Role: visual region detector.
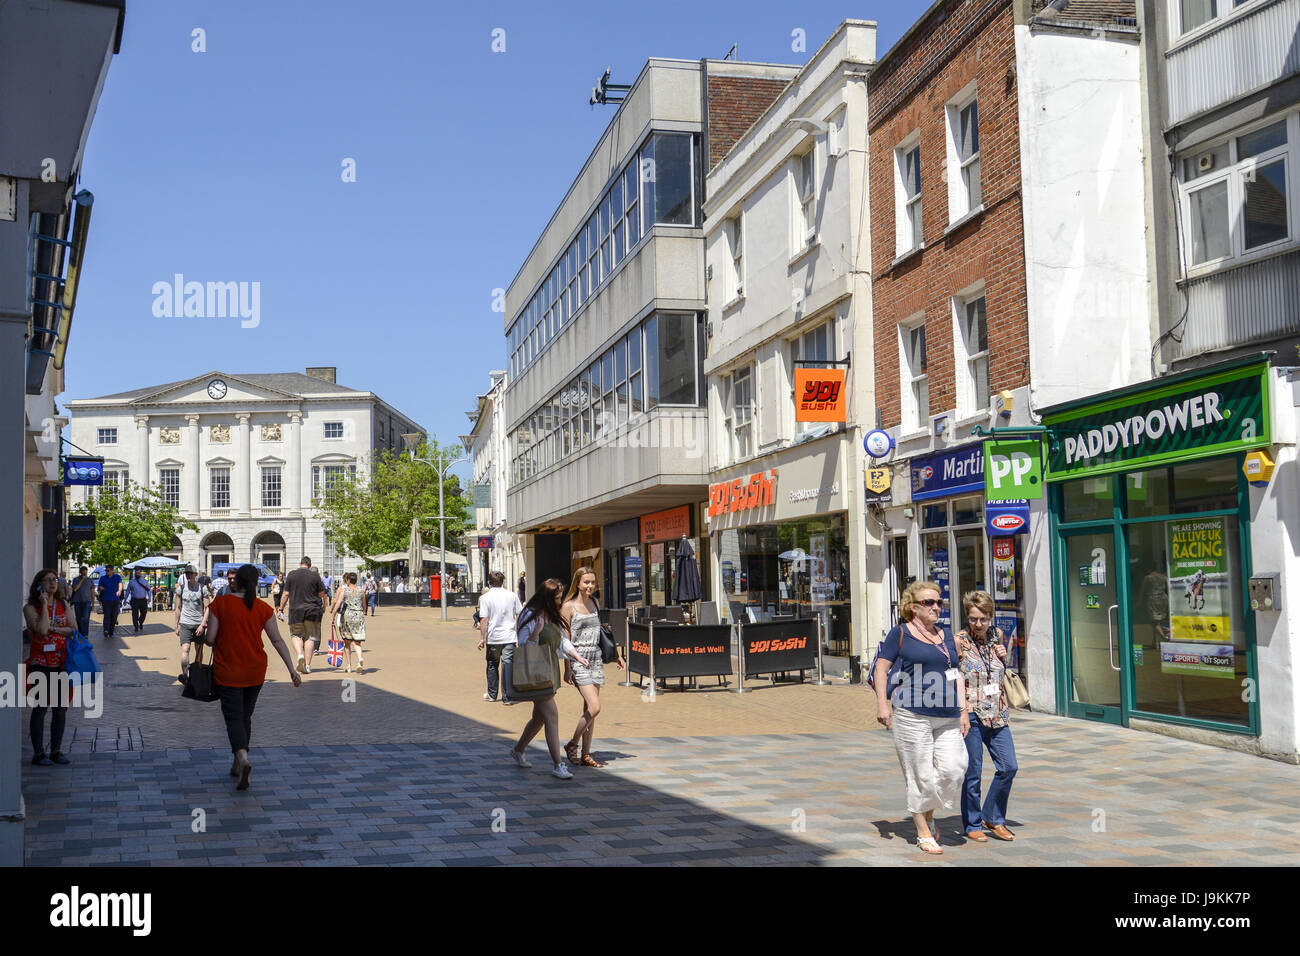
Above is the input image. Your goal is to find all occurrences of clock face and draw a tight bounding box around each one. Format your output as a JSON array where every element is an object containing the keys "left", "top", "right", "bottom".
[{"left": 208, "top": 379, "right": 228, "bottom": 400}]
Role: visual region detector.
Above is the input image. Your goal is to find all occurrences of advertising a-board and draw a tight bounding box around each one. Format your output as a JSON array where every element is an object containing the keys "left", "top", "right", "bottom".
[{"left": 742, "top": 619, "right": 818, "bottom": 675}]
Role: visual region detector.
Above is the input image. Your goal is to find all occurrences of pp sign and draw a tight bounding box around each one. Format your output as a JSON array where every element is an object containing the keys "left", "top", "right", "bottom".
[{"left": 984, "top": 439, "right": 1043, "bottom": 500}]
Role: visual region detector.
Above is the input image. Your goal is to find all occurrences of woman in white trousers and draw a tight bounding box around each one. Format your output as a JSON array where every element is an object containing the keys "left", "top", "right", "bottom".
[{"left": 874, "top": 579, "right": 970, "bottom": 855}]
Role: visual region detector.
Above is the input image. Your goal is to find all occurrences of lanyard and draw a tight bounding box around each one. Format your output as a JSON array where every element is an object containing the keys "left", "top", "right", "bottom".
[{"left": 907, "top": 622, "right": 951, "bottom": 668}]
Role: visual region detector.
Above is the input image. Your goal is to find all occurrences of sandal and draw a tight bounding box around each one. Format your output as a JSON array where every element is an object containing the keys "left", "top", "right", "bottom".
[
  {"left": 564, "top": 742, "right": 580, "bottom": 765},
  {"left": 917, "top": 836, "right": 943, "bottom": 855},
  {"left": 581, "top": 754, "right": 605, "bottom": 768}
]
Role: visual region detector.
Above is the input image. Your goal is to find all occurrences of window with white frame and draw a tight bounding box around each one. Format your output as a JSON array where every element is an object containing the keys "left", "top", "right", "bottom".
[
  {"left": 1175, "top": 0, "right": 1261, "bottom": 36},
  {"left": 793, "top": 320, "right": 837, "bottom": 436},
  {"left": 261, "top": 466, "right": 282, "bottom": 508},
  {"left": 312, "top": 463, "right": 354, "bottom": 504},
  {"left": 726, "top": 212, "right": 744, "bottom": 301},
  {"left": 98, "top": 468, "right": 129, "bottom": 501},
  {"left": 97, "top": 427, "right": 117, "bottom": 445},
  {"left": 323, "top": 421, "right": 344, "bottom": 439},
  {"left": 796, "top": 150, "right": 816, "bottom": 249},
  {"left": 1179, "top": 113, "right": 1294, "bottom": 271},
  {"left": 947, "top": 90, "right": 981, "bottom": 220},
  {"left": 159, "top": 468, "right": 179, "bottom": 508},
  {"left": 895, "top": 135, "right": 923, "bottom": 255},
  {"left": 726, "top": 365, "right": 754, "bottom": 462},
  {"left": 210, "top": 466, "right": 231, "bottom": 509},
  {"left": 954, "top": 292, "right": 990, "bottom": 417},
  {"left": 900, "top": 320, "right": 929, "bottom": 432}
]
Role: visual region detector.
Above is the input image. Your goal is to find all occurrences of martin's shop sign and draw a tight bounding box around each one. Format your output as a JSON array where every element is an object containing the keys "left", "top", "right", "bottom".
[
  {"left": 910, "top": 444, "right": 985, "bottom": 501},
  {"left": 1043, "top": 361, "right": 1271, "bottom": 480}
]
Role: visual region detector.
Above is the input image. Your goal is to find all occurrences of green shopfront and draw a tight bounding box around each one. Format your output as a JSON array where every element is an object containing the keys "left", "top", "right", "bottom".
[{"left": 1042, "top": 358, "right": 1272, "bottom": 738}]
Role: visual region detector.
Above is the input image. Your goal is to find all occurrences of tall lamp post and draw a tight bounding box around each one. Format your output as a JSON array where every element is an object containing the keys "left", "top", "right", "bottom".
[{"left": 402, "top": 433, "right": 468, "bottom": 621}]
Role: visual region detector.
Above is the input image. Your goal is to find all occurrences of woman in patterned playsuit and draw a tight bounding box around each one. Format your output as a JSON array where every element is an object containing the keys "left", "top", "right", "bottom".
[{"left": 560, "top": 566, "right": 623, "bottom": 768}]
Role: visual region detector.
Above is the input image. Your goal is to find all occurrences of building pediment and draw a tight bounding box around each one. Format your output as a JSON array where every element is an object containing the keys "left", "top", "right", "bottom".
[{"left": 136, "top": 372, "right": 302, "bottom": 407}]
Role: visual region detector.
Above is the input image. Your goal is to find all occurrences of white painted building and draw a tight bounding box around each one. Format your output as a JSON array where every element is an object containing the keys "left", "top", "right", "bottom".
[
  {"left": 461, "top": 370, "right": 521, "bottom": 591},
  {"left": 702, "top": 20, "right": 879, "bottom": 658},
  {"left": 65, "top": 367, "right": 425, "bottom": 576}
]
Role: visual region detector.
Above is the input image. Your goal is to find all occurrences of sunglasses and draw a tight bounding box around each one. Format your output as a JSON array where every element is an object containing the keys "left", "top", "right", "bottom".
[{"left": 918, "top": 598, "right": 942, "bottom": 607}]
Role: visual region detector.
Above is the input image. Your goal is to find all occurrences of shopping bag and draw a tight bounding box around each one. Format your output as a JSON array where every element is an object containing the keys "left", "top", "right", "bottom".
[
  {"left": 64, "top": 632, "right": 100, "bottom": 686},
  {"left": 512, "top": 642, "right": 555, "bottom": 692},
  {"left": 181, "top": 643, "right": 220, "bottom": 702}
]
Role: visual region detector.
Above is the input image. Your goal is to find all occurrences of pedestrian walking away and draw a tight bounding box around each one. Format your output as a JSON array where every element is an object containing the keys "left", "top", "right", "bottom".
[
  {"left": 517, "top": 572, "right": 526, "bottom": 604},
  {"left": 508, "top": 578, "right": 589, "bottom": 780},
  {"left": 203, "top": 564, "right": 301, "bottom": 790},
  {"left": 174, "top": 564, "right": 212, "bottom": 683},
  {"left": 364, "top": 571, "right": 378, "bottom": 616},
  {"left": 478, "top": 570, "right": 521, "bottom": 703},
  {"left": 69, "top": 565, "right": 94, "bottom": 638},
  {"left": 270, "top": 572, "right": 284, "bottom": 618},
  {"left": 281, "top": 556, "right": 326, "bottom": 675},
  {"left": 22, "top": 570, "right": 75, "bottom": 766},
  {"left": 211, "top": 570, "right": 230, "bottom": 598},
  {"left": 560, "top": 566, "right": 624, "bottom": 768},
  {"left": 329, "top": 572, "right": 367, "bottom": 674},
  {"left": 97, "top": 564, "right": 123, "bottom": 638},
  {"left": 874, "top": 579, "right": 970, "bottom": 855},
  {"left": 126, "top": 569, "right": 152, "bottom": 633},
  {"left": 956, "top": 590, "right": 1018, "bottom": 844}
]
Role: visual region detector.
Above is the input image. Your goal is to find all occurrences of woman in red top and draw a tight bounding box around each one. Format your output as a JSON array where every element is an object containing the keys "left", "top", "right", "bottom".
[
  {"left": 203, "top": 564, "right": 300, "bottom": 789},
  {"left": 22, "top": 569, "right": 75, "bottom": 765}
]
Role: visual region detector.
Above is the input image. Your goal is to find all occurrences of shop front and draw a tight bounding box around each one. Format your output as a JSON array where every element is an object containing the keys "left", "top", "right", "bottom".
[
  {"left": 897, "top": 443, "right": 1032, "bottom": 676},
  {"left": 708, "top": 435, "right": 857, "bottom": 656},
  {"left": 1042, "top": 358, "right": 1276, "bottom": 738}
]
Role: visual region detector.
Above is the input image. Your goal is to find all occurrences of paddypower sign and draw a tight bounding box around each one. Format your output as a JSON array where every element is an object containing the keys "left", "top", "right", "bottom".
[
  {"left": 1043, "top": 362, "right": 1271, "bottom": 481},
  {"left": 984, "top": 439, "right": 1043, "bottom": 500}
]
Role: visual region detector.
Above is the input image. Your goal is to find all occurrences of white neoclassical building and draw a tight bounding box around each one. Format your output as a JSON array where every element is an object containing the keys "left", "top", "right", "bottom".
[{"left": 64, "top": 367, "right": 425, "bottom": 575}]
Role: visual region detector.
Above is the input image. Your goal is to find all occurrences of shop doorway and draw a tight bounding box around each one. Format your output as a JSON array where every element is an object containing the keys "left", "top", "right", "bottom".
[{"left": 1059, "top": 529, "right": 1125, "bottom": 725}]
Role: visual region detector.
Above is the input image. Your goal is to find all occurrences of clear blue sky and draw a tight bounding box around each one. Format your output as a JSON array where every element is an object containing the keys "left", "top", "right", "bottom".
[{"left": 70, "top": 0, "right": 928, "bottom": 483}]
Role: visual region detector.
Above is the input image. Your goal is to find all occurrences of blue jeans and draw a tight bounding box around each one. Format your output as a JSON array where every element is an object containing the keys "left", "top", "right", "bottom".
[
  {"left": 961, "top": 719, "right": 1018, "bottom": 830},
  {"left": 72, "top": 601, "right": 92, "bottom": 637},
  {"left": 367, "top": 593, "right": 377, "bottom": 615}
]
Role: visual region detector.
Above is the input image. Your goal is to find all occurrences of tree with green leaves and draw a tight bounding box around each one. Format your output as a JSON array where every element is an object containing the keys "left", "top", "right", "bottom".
[
  {"left": 315, "top": 438, "right": 471, "bottom": 564},
  {"left": 60, "top": 481, "right": 198, "bottom": 568}
]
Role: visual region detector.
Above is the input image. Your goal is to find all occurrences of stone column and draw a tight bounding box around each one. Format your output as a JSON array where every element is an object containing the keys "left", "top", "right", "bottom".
[
  {"left": 236, "top": 413, "right": 251, "bottom": 516},
  {"left": 286, "top": 411, "right": 302, "bottom": 513},
  {"left": 135, "top": 415, "right": 149, "bottom": 487},
  {"left": 185, "top": 414, "right": 201, "bottom": 516}
]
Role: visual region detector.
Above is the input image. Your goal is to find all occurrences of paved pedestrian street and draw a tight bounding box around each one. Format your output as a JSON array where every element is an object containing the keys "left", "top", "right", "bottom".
[{"left": 21, "top": 604, "right": 1300, "bottom": 866}]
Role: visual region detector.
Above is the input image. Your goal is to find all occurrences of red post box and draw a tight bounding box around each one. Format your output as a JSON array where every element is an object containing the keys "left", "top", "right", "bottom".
[{"left": 429, "top": 574, "right": 442, "bottom": 602}]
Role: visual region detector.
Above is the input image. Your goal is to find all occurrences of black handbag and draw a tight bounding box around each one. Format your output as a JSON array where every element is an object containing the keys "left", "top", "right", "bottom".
[
  {"left": 599, "top": 624, "right": 619, "bottom": 664},
  {"left": 181, "top": 642, "right": 220, "bottom": 702}
]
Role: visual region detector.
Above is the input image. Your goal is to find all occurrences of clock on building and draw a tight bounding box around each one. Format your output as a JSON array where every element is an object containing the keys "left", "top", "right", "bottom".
[{"left": 207, "top": 379, "right": 228, "bottom": 400}]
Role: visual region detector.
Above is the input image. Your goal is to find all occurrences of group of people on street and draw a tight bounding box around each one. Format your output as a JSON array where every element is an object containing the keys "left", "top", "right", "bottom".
[
  {"left": 874, "top": 581, "right": 1019, "bottom": 854},
  {"left": 478, "top": 568, "right": 624, "bottom": 780}
]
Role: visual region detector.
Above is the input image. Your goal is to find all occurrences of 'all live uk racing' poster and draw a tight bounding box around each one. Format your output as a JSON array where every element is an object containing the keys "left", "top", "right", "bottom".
[{"left": 1163, "top": 517, "right": 1234, "bottom": 679}]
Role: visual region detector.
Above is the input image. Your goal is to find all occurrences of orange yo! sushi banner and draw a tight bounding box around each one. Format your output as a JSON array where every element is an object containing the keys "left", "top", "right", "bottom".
[{"left": 794, "top": 368, "right": 846, "bottom": 422}]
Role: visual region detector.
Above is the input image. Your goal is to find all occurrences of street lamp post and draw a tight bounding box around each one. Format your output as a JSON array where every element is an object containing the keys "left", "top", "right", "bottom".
[{"left": 402, "top": 434, "right": 468, "bottom": 621}]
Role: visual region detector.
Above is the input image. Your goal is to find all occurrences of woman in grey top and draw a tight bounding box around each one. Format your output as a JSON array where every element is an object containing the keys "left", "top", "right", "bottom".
[{"left": 560, "top": 566, "right": 623, "bottom": 767}]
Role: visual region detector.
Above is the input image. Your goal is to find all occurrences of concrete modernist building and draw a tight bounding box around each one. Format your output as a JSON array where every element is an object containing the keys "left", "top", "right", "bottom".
[
  {"left": 502, "top": 57, "right": 798, "bottom": 604},
  {"left": 867, "top": 0, "right": 1151, "bottom": 700},
  {"left": 1027, "top": 0, "right": 1300, "bottom": 760},
  {"left": 702, "top": 21, "right": 878, "bottom": 659},
  {"left": 65, "top": 368, "right": 425, "bottom": 576},
  {"left": 461, "top": 370, "right": 518, "bottom": 592},
  {"left": 0, "top": 0, "right": 125, "bottom": 866}
]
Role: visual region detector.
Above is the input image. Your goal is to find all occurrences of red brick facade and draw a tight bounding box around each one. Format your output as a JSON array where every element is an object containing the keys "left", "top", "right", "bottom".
[
  {"left": 868, "top": 1, "right": 1029, "bottom": 431},
  {"left": 707, "top": 75, "right": 791, "bottom": 172}
]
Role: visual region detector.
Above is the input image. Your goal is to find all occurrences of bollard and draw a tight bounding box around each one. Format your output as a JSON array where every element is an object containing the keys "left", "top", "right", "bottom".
[
  {"left": 812, "top": 614, "right": 830, "bottom": 685},
  {"left": 731, "top": 620, "right": 751, "bottom": 694},
  {"left": 643, "top": 619, "right": 658, "bottom": 701},
  {"left": 618, "top": 619, "right": 634, "bottom": 687}
]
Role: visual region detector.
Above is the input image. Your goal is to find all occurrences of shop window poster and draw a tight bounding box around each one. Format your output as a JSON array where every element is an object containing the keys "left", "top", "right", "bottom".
[
  {"left": 927, "top": 547, "right": 951, "bottom": 628},
  {"left": 992, "top": 537, "right": 1016, "bottom": 602},
  {"left": 810, "top": 534, "right": 829, "bottom": 606},
  {"left": 994, "top": 611, "right": 1020, "bottom": 670},
  {"left": 1162, "top": 517, "right": 1234, "bottom": 679}
]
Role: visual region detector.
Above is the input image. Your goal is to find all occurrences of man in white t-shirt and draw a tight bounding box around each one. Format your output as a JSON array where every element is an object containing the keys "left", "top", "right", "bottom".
[{"left": 478, "top": 570, "right": 522, "bottom": 703}]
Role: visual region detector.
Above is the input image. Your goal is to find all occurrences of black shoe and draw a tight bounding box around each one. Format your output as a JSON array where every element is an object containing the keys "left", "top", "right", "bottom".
[
  {"left": 32, "top": 753, "right": 51, "bottom": 766},
  {"left": 51, "top": 752, "right": 70, "bottom": 765}
]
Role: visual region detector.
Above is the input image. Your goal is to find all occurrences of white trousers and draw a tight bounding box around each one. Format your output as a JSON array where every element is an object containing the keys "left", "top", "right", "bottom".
[{"left": 891, "top": 706, "right": 969, "bottom": 815}]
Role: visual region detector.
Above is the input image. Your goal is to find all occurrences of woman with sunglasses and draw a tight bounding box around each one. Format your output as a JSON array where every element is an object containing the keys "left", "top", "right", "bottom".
[
  {"left": 874, "top": 579, "right": 969, "bottom": 855},
  {"left": 956, "top": 590, "right": 1018, "bottom": 843}
]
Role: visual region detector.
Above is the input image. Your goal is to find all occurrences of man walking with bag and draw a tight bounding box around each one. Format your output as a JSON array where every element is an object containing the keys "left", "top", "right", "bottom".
[
  {"left": 280, "top": 556, "right": 327, "bottom": 675},
  {"left": 478, "top": 571, "right": 521, "bottom": 703},
  {"left": 126, "top": 569, "right": 153, "bottom": 633}
]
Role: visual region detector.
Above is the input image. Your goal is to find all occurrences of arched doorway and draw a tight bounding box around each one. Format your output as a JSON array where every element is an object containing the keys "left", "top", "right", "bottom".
[
  {"left": 252, "top": 530, "right": 286, "bottom": 573},
  {"left": 165, "top": 535, "right": 184, "bottom": 563},
  {"left": 200, "top": 531, "right": 234, "bottom": 575}
]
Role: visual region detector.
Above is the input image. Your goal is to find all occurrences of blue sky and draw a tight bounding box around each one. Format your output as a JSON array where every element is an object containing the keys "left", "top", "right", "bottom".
[{"left": 70, "top": 0, "right": 929, "bottom": 482}]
